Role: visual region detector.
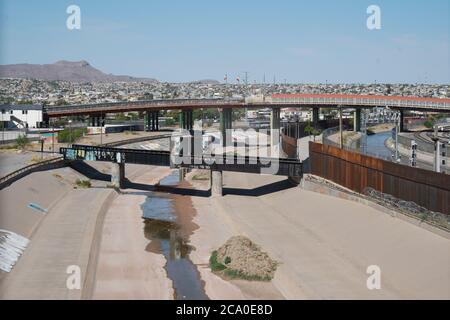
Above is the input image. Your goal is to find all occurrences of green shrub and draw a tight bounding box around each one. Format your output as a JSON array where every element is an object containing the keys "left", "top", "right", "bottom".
[
  {"left": 58, "top": 128, "right": 87, "bottom": 143},
  {"left": 424, "top": 120, "right": 434, "bottom": 129},
  {"left": 15, "top": 134, "right": 29, "bottom": 149},
  {"left": 75, "top": 179, "right": 91, "bottom": 188},
  {"left": 209, "top": 251, "right": 226, "bottom": 271}
]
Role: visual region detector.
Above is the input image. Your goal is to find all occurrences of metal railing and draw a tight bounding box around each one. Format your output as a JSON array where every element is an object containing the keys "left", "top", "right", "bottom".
[
  {"left": 271, "top": 96, "right": 450, "bottom": 110},
  {"left": 0, "top": 156, "right": 65, "bottom": 189},
  {"left": 45, "top": 98, "right": 244, "bottom": 114}
]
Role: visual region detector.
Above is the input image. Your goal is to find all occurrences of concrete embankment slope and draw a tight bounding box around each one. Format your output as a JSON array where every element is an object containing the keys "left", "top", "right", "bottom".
[
  {"left": 0, "top": 163, "right": 145, "bottom": 299},
  {"left": 0, "top": 168, "right": 116, "bottom": 299},
  {"left": 189, "top": 171, "right": 450, "bottom": 299}
]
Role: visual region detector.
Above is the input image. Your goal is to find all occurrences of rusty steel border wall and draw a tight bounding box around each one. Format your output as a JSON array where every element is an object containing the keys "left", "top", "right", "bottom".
[{"left": 309, "top": 142, "right": 450, "bottom": 215}]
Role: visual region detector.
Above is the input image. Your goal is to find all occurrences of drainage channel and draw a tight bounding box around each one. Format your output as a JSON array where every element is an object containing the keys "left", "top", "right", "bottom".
[{"left": 141, "top": 170, "right": 208, "bottom": 300}]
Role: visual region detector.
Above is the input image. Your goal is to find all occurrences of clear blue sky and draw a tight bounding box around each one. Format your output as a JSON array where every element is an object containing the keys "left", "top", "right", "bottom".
[{"left": 0, "top": 0, "right": 448, "bottom": 83}]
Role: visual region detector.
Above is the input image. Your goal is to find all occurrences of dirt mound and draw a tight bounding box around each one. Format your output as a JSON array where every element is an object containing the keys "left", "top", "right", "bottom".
[{"left": 211, "top": 236, "right": 278, "bottom": 281}]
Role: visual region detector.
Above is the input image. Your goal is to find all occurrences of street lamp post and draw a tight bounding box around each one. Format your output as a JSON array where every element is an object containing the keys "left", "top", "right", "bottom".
[
  {"left": 52, "top": 119, "right": 55, "bottom": 154},
  {"left": 100, "top": 112, "right": 103, "bottom": 146},
  {"left": 68, "top": 119, "right": 73, "bottom": 147},
  {"left": 339, "top": 106, "right": 343, "bottom": 149},
  {"left": 1, "top": 112, "right": 4, "bottom": 143},
  {"left": 432, "top": 125, "right": 442, "bottom": 173}
]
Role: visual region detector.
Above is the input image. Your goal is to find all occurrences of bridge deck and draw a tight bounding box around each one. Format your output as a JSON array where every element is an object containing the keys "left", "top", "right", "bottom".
[
  {"left": 44, "top": 95, "right": 450, "bottom": 117},
  {"left": 60, "top": 144, "right": 302, "bottom": 177}
]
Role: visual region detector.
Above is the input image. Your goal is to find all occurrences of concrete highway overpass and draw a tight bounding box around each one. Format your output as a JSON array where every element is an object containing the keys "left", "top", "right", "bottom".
[{"left": 43, "top": 94, "right": 450, "bottom": 118}]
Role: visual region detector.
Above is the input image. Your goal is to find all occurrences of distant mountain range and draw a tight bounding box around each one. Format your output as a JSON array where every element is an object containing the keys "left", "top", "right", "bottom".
[{"left": 0, "top": 60, "right": 159, "bottom": 83}]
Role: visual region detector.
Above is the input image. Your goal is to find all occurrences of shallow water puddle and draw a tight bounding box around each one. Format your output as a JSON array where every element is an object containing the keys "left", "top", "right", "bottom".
[{"left": 141, "top": 170, "right": 208, "bottom": 300}]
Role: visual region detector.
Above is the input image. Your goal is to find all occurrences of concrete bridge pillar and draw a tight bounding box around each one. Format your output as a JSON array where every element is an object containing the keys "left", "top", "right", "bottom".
[
  {"left": 111, "top": 162, "right": 125, "bottom": 188},
  {"left": 354, "top": 109, "right": 361, "bottom": 132},
  {"left": 179, "top": 167, "right": 188, "bottom": 181},
  {"left": 399, "top": 110, "right": 405, "bottom": 132},
  {"left": 220, "top": 108, "right": 233, "bottom": 147},
  {"left": 42, "top": 113, "right": 50, "bottom": 128},
  {"left": 210, "top": 169, "right": 223, "bottom": 197},
  {"left": 312, "top": 107, "right": 320, "bottom": 127},
  {"left": 89, "top": 115, "right": 96, "bottom": 127},
  {"left": 270, "top": 107, "right": 281, "bottom": 148},
  {"left": 146, "top": 111, "right": 160, "bottom": 131},
  {"left": 180, "top": 109, "right": 193, "bottom": 130}
]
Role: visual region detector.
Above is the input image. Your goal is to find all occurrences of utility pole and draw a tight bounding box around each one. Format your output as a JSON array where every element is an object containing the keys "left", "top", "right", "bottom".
[
  {"left": 410, "top": 140, "right": 417, "bottom": 167},
  {"left": 339, "top": 106, "right": 343, "bottom": 149},
  {"left": 432, "top": 125, "right": 448, "bottom": 173},
  {"left": 394, "top": 112, "right": 400, "bottom": 161},
  {"left": 100, "top": 111, "right": 103, "bottom": 146},
  {"left": 52, "top": 118, "right": 55, "bottom": 154},
  {"left": 1, "top": 112, "right": 4, "bottom": 143},
  {"left": 242, "top": 71, "right": 249, "bottom": 85},
  {"left": 263, "top": 73, "right": 265, "bottom": 84},
  {"left": 68, "top": 118, "right": 73, "bottom": 147}
]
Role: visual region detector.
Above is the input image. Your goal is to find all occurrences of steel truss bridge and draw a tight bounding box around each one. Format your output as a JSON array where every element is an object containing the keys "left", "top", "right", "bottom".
[{"left": 60, "top": 144, "right": 303, "bottom": 177}]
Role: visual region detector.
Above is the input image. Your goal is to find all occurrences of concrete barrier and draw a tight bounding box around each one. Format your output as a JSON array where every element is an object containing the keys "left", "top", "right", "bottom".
[{"left": 0, "top": 157, "right": 67, "bottom": 190}]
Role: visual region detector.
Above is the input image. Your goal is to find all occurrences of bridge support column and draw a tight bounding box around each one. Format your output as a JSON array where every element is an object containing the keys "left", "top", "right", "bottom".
[
  {"left": 111, "top": 162, "right": 125, "bottom": 188},
  {"left": 353, "top": 109, "right": 361, "bottom": 132},
  {"left": 312, "top": 107, "right": 319, "bottom": 127},
  {"left": 270, "top": 107, "right": 281, "bottom": 148},
  {"left": 89, "top": 116, "right": 96, "bottom": 127},
  {"left": 210, "top": 169, "right": 223, "bottom": 197},
  {"left": 146, "top": 111, "right": 160, "bottom": 131},
  {"left": 179, "top": 167, "right": 188, "bottom": 181},
  {"left": 220, "top": 108, "right": 233, "bottom": 147},
  {"left": 399, "top": 110, "right": 405, "bottom": 132},
  {"left": 42, "top": 113, "right": 50, "bottom": 128},
  {"left": 180, "top": 109, "right": 193, "bottom": 130},
  {"left": 155, "top": 111, "right": 159, "bottom": 131}
]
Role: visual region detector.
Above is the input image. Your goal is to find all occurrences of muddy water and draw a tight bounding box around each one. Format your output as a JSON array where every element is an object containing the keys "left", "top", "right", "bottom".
[{"left": 141, "top": 171, "right": 208, "bottom": 300}]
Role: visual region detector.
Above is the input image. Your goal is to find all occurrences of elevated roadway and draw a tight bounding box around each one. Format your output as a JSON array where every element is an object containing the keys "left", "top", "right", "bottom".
[{"left": 44, "top": 94, "right": 450, "bottom": 118}]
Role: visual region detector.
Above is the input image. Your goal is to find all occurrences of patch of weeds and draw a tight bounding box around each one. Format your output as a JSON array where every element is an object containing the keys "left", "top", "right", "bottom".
[
  {"left": 223, "top": 269, "right": 271, "bottom": 281},
  {"left": 209, "top": 250, "right": 226, "bottom": 271},
  {"left": 192, "top": 173, "right": 210, "bottom": 181},
  {"left": 209, "top": 251, "right": 272, "bottom": 281},
  {"left": 75, "top": 179, "right": 91, "bottom": 188}
]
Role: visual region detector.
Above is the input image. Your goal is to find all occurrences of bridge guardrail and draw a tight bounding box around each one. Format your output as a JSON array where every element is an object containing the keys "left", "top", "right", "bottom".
[{"left": 0, "top": 156, "right": 66, "bottom": 190}]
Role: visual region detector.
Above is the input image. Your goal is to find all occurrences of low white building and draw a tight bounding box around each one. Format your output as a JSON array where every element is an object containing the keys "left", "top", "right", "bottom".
[{"left": 0, "top": 104, "right": 44, "bottom": 129}]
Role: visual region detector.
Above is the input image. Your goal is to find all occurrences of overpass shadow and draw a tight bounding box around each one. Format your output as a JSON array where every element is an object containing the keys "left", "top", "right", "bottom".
[
  {"left": 124, "top": 181, "right": 210, "bottom": 197},
  {"left": 223, "top": 179, "right": 297, "bottom": 197},
  {"left": 68, "top": 161, "right": 297, "bottom": 198},
  {"left": 69, "top": 160, "right": 111, "bottom": 181}
]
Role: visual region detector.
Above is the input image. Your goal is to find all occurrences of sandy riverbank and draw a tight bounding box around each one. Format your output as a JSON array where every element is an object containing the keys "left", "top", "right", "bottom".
[{"left": 185, "top": 170, "right": 450, "bottom": 299}]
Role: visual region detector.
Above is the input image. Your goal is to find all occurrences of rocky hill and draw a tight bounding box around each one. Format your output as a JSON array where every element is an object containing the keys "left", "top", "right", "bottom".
[{"left": 0, "top": 60, "right": 158, "bottom": 83}]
